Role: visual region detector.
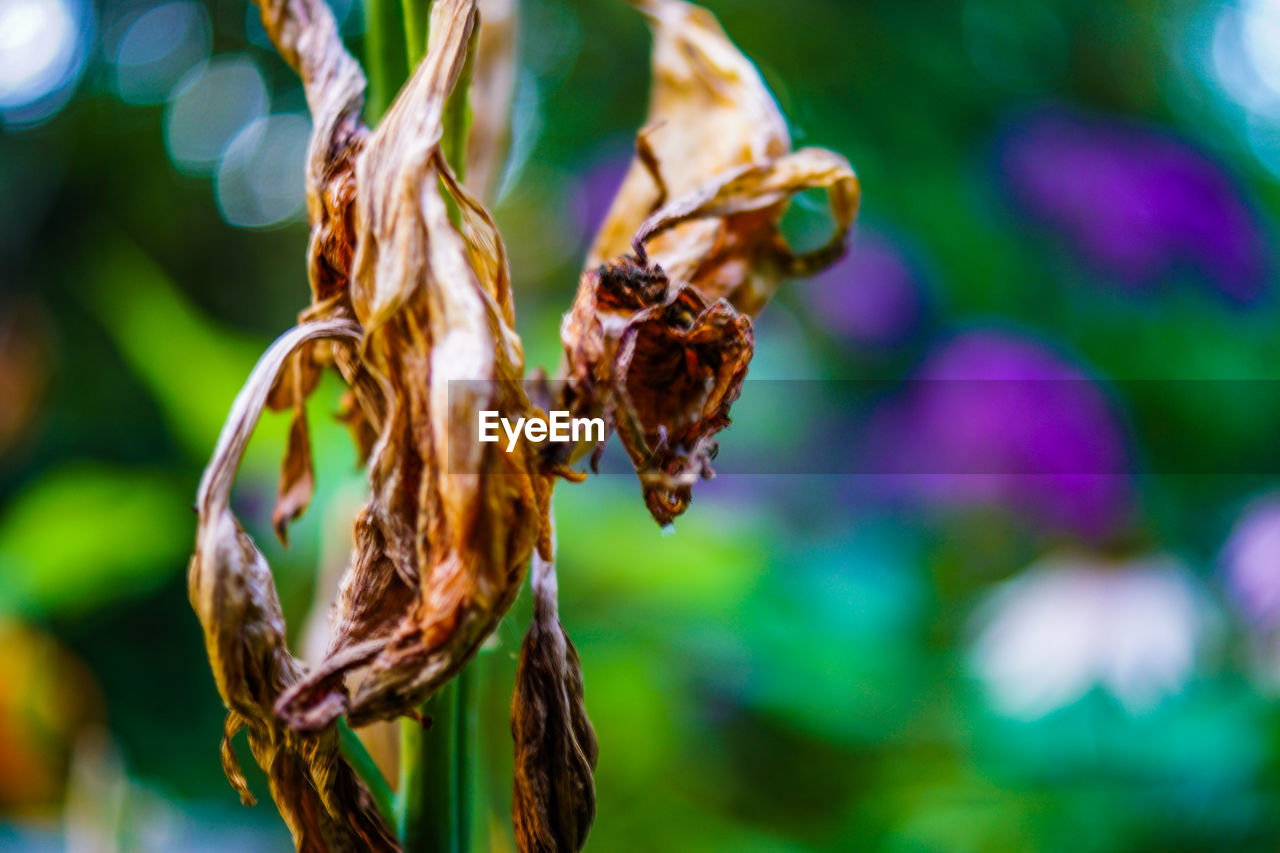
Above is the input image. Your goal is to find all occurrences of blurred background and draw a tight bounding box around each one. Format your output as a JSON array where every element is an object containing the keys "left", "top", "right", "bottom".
[{"left": 4, "top": 0, "right": 1280, "bottom": 849}]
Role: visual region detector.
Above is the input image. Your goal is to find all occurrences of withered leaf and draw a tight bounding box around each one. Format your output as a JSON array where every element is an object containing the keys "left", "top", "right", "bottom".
[
  {"left": 189, "top": 0, "right": 858, "bottom": 848},
  {"left": 595, "top": 0, "right": 860, "bottom": 317},
  {"left": 253, "top": 0, "right": 367, "bottom": 305},
  {"left": 512, "top": 536, "right": 598, "bottom": 853},
  {"left": 253, "top": 0, "right": 370, "bottom": 543},
  {"left": 272, "top": 403, "right": 315, "bottom": 546},
  {"left": 588, "top": 0, "right": 790, "bottom": 271},
  {"left": 634, "top": 146, "right": 861, "bottom": 316},
  {"left": 190, "top": 319, "right": 398, "bottom": 852}
]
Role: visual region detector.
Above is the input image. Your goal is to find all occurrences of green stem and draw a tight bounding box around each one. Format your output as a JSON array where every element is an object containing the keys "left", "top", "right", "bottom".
[
  {"left": 361, "top": 0, "right": 410, "bottom": 123},
  {"left": 338, "top": 719, "right": 396, "bottom": 828},
  {"left": 402, "top": 0, "right": 432, "bottom": 69},
  {"left": 439, "top": 19, "right": 477, "bottom": 227},
  {"left": 441, "top": 20, "right": 477, "bottom": 178},
  {"left": 397, "top": 680, "right": 462, "bottom": 852},
  {"left": 393, "top": 22, "right": 480, "bottom": 850},
  {"left": 454, "top": 664, "right": 477, "bottom": 851}
]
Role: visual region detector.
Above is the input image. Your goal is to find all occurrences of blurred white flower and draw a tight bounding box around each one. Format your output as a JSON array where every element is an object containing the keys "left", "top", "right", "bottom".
[
  {"left": 1207, "top": 0, "right": 1280, "bottom": 178},
  {"left": 1222, "top": 496, "right": 1280, "bottom": 626},
  {"left": 1219, "top": 495, "right": 1280, "bottom": 691},
  {"left": 970, "top": 553, "right": 1206, "bottom": 720}
]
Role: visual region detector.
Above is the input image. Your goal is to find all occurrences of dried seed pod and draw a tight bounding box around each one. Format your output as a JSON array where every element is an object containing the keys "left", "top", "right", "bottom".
[
  {"left": 274, "top": 0, "right": 552, "bottom": 731},
  {"left": 512, "top": 536, "right": 598, "bottom": 853},
  {"left": 190, "top": 320, "right": 398, "bottom": 852},
  {"left": 561, "top": 0, "right": 859, "bottom": 524}
]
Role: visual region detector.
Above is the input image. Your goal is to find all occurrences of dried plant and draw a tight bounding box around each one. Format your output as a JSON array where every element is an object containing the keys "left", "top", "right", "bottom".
[{"left": 187, "top": 0, "right": 857, "bottom": 849}]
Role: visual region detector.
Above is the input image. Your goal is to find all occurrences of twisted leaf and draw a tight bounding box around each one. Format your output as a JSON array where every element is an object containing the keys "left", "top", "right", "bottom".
[{"left": 190, "top": 320, "right": 398, "bottom": 852}]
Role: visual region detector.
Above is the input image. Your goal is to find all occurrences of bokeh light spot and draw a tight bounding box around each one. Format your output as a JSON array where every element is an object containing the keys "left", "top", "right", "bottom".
[
  {"left": 215, "top": 113, "right": 310, "bottom": 229},
  {"left": 163, "top": 55, "right": 268, "bottom": 175},
  {"left": 110, "top": 1, "right": 211, "bottom": 105}
]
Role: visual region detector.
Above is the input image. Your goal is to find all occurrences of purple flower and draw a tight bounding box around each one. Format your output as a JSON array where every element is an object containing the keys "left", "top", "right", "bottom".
[
  {"left": 570, "top": 146, "right": 631, "bottom": 247},
  {"left": 804, "top": 227, "right": 927, "bottom": 347},
  {"left": 862, "top": 329, "right": 1132, "bottom": 540},
  {"left": 1222, "top": 496, "right": 1280, "bottom": 627},
  {"left": 997, "top": 107, "right": 1271, "bottom": 303}
]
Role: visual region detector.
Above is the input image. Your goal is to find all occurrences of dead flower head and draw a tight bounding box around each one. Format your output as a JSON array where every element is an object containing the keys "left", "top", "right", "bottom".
[{"left": 561, "top": 0, "right": 860, "bottom": 525}]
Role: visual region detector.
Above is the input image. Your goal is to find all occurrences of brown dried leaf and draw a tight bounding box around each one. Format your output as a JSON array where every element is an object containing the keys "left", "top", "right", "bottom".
[
  {"left": 252, "top": 0, "right": 372, "bottom": 547},
  {"left": 587, "top": 0, "right": 789, "bottom": 270},
  {"left": 272, "top": 404, "right": 315, "bottom": 545},
  {"left": 190, "top": 320, "right": 398, "bottom": 852},
  {"left": 252, "top": 0, "right": 367, "bottom": 304},
  {"left": 634, "top": 145, "right": 861, "bottom": 316},
  {"left": 591, "top": 0, "right": 859, "bottom": 316},
  {"left": 274, "top": 0, "right": 550, "bottom": 731},
  {"left": 266, "top": 347, "right": 323, "bottom": 413},
  {"left": 512, "top": 537, "right": 598, "bottom": 853}
]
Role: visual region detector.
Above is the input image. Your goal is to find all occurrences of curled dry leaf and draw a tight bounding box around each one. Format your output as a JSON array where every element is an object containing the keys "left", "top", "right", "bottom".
[
  {"left": 512, "top": 534, "right": 598, "bottom": 853},
  {"left": 560, "top": 0, "right": 860, "bottom": 524},
  {"left": 270, "top": 353, "right": 320, "bottom": 545},
  {"left": 254, "top": 0, "right": 367, "bottom": 305},
  {"left": 252, "top": 0, "right": 370, "bottom": 537},
  {"left": 273, "top": 0, "right": 552, "bottom": 731},
  {"left": 587, "top": 0, "right": 789, "bottom": 275},
  {"left": 189, "top": 320, "right": 398, "bottom": 853},
  {"left": 589, "top": 0, "right": 860, "bottom": 316},
  {"left": 199, "top": 0, "right": 576, "bottom": 846}
]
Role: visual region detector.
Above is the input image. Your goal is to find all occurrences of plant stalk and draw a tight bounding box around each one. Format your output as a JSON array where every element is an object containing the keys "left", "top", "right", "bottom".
[
  {"left": 361, "top": 0, "right": 410, "bottom": 123},
  {"left": 397, "top": 679, "right": 466, "bottom": 852},
  {"left": 386, "top": 6, "right": 482, "bottom": 849},
  {"left": 401, "top": 0, "right": 432, "bottom": 69}
]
